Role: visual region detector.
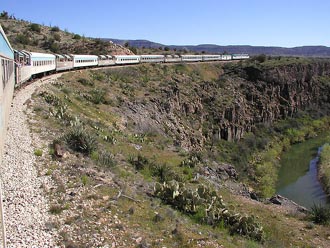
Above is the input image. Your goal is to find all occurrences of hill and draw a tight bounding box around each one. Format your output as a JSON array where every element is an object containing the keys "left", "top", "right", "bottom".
[
  {"left": 105, "top": 38, "right": 330, "bottom": 57},
  {"left": 0, "top": 14, "right": 132, "bottom": 55},
  {"left": 25, "top": 58, "right": 330, "bottom": 247}
]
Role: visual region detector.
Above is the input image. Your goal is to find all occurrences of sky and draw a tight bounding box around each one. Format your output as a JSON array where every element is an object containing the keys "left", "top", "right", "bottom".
[{"left": 1, "top": 0, "right": 330, "bottom": 47}]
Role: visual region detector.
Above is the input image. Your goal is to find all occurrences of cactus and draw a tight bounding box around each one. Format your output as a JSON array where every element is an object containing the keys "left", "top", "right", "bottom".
[{"left": 154, "top": 180, "right": 264, "bottom": 242}]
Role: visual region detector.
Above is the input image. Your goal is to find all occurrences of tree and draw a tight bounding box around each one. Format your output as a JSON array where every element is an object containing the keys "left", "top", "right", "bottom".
[
  {"left": 0, "top": 11, "right": 9, "bottom": 19},
  {"left": 124, "top": 42, "right": 129, "bottom": 47}
]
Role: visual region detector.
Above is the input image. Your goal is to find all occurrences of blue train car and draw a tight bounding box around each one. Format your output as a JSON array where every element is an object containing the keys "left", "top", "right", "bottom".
[{"left": 0, "top": 24, "right": 15, "bottom": 169}]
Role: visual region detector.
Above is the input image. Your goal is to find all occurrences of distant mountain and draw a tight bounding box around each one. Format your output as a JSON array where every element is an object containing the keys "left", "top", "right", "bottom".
[{"left": 104, "top": 38, "right": 330, "bottom": 57}]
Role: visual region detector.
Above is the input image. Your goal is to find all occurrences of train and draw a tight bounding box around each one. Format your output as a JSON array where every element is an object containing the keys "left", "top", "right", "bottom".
[{"left": 14, "top": 51, "right": 249, "bottom": 86}]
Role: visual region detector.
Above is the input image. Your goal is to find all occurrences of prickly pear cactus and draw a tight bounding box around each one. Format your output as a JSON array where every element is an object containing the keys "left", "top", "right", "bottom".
[{"left": 154, "top": 180, "right": 264, "bottom": 241}]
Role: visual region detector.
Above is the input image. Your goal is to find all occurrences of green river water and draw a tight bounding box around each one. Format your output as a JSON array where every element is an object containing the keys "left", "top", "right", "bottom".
[{"left": 276, "top": 135, "right": 329, "bottom": 209}]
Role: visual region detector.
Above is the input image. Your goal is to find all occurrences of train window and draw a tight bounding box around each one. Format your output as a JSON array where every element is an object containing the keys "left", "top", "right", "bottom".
[{"left": 1, "top": 59, "right": 14, "bottom": 90}]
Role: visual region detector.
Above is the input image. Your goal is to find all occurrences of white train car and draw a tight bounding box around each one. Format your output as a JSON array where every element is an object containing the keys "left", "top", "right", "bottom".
[
  {"left": 14, "top": 50, "right": 32, "bottom": 84},
  {"left": 98, "top": 55, "right": 115, "bottom": 66},
  {"left": 202, "top": 55, "right": 221, "bottom": 61},
  {"left": 15, "top": 51, "right": 56, "bottom": 82},
  {"left": 55, "top": 54, "right": 74, "bottom": 71},
  {"left": 232, "top": 54, "right": 250, "bottom": 60},
  {"left": 71, "top": 54, "right": 98, "bottom": 68},
  {"left": 140, "top": 54, "right": 165, "bottom": 63},
  {"left": 181, "top": 55, "right": 203, "bottom": 62},
  {"left": 29, "top": 52, "right": 56, "bottom": 76},
  {"left": 113, "top": 55, "right": 140, "bottom": 65},
  {"left": 221, "top": 54, "right": 232, "bottom": 60},
  {"left": 164, "top": 55, "right": 181, "bottom": 63}
]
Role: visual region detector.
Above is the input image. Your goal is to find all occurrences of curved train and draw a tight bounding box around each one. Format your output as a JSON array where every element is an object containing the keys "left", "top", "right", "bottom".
[{"left": 14, "top": 51, "right": 249, "bottom": 86}]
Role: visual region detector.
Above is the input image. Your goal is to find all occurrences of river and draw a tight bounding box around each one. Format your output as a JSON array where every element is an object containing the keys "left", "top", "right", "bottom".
[{"left": 276, "top": 136, "right": 329, "bottom": 209}]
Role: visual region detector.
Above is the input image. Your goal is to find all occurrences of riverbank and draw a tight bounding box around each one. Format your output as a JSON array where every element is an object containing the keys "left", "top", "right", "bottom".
[
  {"left": 248, "top": 115, "right": 330, "bottom": 198},
  {"left": 276, "top": 137, "right": 329, "bottom": 209},
  {"left": 319, "top": 143, "right": 330, "bottom": 194}
]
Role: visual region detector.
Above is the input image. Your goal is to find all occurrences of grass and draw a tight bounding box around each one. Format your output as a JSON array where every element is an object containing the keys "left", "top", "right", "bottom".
[
  {"left": 310, "top": 203, "right": 330, "bottom": 225},
  {"left": 34, "top": 149, "right": 43, "bottom": 156}
]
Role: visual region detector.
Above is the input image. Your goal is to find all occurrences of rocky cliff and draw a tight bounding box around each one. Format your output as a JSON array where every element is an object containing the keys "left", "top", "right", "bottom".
[{"left": 122, "top": 60, "right": 330, "bottom": 150}]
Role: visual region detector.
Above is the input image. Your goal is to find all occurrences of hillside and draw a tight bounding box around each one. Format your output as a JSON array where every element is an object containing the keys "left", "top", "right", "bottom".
[
  {"left": 0, "top": 15, "right": 132, "bottom": 55},
  {"left": 23, "top": 58, "right": 330, "bottom": 247},
  {"left": 106, "top": 38, "right": 330, "bottom": 57}
]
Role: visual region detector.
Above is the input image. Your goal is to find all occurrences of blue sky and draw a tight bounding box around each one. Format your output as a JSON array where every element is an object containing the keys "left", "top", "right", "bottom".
[{"left": 1, "top": 0, "right": 330, "bottom": 47}]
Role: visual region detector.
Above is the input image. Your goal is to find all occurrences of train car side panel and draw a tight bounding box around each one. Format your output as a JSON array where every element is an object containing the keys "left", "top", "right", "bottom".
[
  {"left": 72, "top": 55, "right": 98, "bottom": 68},
  {"left": 114, "top": 55, "right": 140, "bottom": 65},
  {"left": 0, "top": 25, "right": 15, "bottom": 165}
]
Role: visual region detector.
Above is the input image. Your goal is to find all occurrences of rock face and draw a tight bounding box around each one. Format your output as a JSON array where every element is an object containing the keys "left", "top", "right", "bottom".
[{"left": 124, "top": 61, "right": 330, "bottom": 151}]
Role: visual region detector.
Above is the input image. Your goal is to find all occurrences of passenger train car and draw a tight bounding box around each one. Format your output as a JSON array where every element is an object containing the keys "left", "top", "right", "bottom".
[{"left": 0, "top": 25, "right": 15, "bottom": 166}]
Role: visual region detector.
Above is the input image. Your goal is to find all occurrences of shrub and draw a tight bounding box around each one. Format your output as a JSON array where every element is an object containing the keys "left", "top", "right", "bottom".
[
  {"left": 73, "top": 34, "right": 81, "bottom": 40},
  {"left": 30, "top": 23, "right": 41, "bottom": 33},
  {"left": 129, "top": 154, "right": 149, "bottom": 170},
  {"left": 180, "top": 152, "right": 202, "bottom": 168},
  {"left": 81, "top": 175, "right": 89, "bottom": 186},
  {"left": 50, "top": 204, "right": 63, "bottom": 214},
  {"left": 63, "top": 127, "right": 97, "bottom": 155},
  {"left": 51, "top": 26, "right": 60, "bottom": 32},
  {"left": 254, "top": 54, "right": 266, "bottom": 63},
  {"left": 50, "top": 42, "right": 60, "bottom": 53},
  {"left": 78, "top": 78, "right": 94, "bottom": 86},
  {"left": 98, "top": 151, "right": 116, "bottom": 167},
  {"left": 34, "top": 149, "right": 43, "bottom": 156},
  {"left": 152, "top": 163, "right": 174, "bottom": 182},
  {"left": 53, "top": 33, "right": 61, "bottom": 42},
  {"left": 16, "top": 34, "right": 30, "bottom": 45},
  {"left": 89, "top": 89, "right": 106, "bottom": 104},
  {"left": 310, "top": 204, "right": 330, "bottom": 225}
]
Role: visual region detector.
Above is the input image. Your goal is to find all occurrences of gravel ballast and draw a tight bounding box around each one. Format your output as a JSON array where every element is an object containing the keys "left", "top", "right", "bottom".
[{"left": 1, "top": 76, "right": 60, "bottom": 247}]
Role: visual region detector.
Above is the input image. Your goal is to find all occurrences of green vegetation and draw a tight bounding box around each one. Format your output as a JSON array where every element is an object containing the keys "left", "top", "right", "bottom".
[
  {"left": 155, "top": 180, "right": 264, "bottom": 241},
  {"left": 310, "top": 203, "right": 330, "bottom": 225},
  {"left": 51, "top": 26, "right": 60, "bottom": 32},
  {"left": 34, "top": 149, "right": 43, "bottom": 156},
  {"left": 30, "top": 23, "right": 41, "bottom": 33},
  {"left": 319, "top": 143, "right": 330, "bottom": 193},
  {"left": 63, "top": 126, "right": 97, "bottom": 155}
]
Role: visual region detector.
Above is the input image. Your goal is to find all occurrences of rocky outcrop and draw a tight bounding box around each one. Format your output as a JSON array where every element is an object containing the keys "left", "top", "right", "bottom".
[
  {"left": 123, "top": 61, "right": 330, "bottom": 151},
  {"left": 159, "top": 62, "right": 330, "bottom": 149}
]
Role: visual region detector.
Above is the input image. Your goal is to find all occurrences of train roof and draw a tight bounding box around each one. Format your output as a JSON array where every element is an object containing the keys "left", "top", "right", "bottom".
[
  {"left": 140, "top": 54, "right": 165, "bottom": 57},
  {"left": 24, "top": 51, "right": 56, "bottom": 58},
  {"left": 70, "top": 54, "right": 98, "bottom": 59},
  {"left": 113, "top": 55, "right": 140, "bottom": 58}
]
